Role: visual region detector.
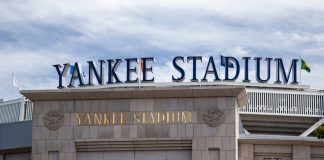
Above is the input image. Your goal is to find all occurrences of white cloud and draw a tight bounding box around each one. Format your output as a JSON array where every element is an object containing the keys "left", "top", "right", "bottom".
[{"left": 0, "top": 0, "right": 324, "bottom": 100}]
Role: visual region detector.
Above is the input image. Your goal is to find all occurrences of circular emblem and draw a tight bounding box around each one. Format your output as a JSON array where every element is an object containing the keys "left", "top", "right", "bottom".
[
  {"left": 202, "top": 107, "right": 224, "bottom": 127},
  {"left": 43, "top": 111, "right": 64, "bottom": 130}
]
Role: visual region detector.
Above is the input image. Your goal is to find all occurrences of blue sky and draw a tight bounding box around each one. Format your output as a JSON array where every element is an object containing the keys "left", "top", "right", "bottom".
[{"left": 0, "top": 0, "right": 324, "bottom": 100}]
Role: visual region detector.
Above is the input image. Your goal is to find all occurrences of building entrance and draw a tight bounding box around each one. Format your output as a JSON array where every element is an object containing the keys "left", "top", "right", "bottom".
[{"left": 77, "top": 150, "right": 192, "bottom": 160}]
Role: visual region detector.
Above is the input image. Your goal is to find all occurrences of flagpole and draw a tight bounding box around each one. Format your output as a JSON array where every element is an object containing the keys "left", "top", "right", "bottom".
[
  {"left": 12, "top": 72, "right": 13, "bottom": 99},
  {"left": 299, "top": 56, "right": 302, "bottom": 85},
  {"left": 219, "top": 51, "right": 222, "bottom": 81}
]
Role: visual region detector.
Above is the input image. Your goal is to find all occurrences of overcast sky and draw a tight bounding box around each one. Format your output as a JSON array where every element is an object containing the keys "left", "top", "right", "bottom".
[{"left": 0, "top": 0, "right": 324, "bottom": 100}]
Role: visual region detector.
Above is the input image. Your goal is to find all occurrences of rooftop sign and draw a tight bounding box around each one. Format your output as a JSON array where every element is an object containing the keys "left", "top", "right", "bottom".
[{"left": 53, "top": 56, "right": 299, "bottom": 88}]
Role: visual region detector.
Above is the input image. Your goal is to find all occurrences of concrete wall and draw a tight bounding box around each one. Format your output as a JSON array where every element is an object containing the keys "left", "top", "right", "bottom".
[
  {"left": 31, "top": 97, "right": 239, "bottom": 160},
  {"left": 238, "top": 143, "right": 324, "bottom": 160}
]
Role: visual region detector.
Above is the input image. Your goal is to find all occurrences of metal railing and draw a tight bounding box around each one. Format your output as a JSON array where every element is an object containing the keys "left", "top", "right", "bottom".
[
  {"left": 240, "top": 89, "right": 324, "bottom": 117},
  {"left": 0, "top": 97, "right": 33, "bottom": 124}
]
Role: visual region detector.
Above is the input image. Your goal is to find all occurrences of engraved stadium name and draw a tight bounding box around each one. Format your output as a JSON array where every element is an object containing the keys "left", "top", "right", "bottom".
[{"left": 76, "top": 111, "right": 192, "bottom": 126}]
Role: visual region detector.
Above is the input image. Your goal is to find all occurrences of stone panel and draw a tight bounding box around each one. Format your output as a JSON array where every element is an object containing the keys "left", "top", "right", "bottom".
[{"left": 31, "top": 94, "right": 239, "bottom": 160}]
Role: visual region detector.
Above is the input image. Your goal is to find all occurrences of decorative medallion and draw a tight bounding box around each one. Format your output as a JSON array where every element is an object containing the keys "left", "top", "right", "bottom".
[
  {"left": 202, "top": 107, "right": 224, "bottom": 127},
  {"left": 43, "top": 111, "right": 64, "bottom": 130}
]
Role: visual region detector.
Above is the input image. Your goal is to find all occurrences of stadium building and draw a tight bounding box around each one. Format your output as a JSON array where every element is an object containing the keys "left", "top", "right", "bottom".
[{"left": 0, "top": 82, "right": 324, "bottom": 160}]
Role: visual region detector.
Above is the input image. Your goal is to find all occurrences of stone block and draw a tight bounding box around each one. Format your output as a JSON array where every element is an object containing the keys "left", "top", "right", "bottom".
[
  {"left": 38, "top": 140, "right": 46, "bottom": 153},
  {"left": 46, "top": 140, "right": 54, "bottom": 151},
  {"left": 121, "top": 125, "right": 130, "bottom": 138},
  {"left": 81, "top": 126, "right": 90, "bottom": 139},
  {"left": 49, "top": 130, "right": 58, "bottom": 139},
  {"left": 225, "top": 124, "right": 235, "bottom": 137},
  {"left": 206, "top": 137, "right": 214, "bottom": 148},
  {"left": 58, "top": 101, "right": 66, "bottom": 113},
  {"left": 130, "top": 125, "right": 137, "bottom": 138},
  {"left": 209, "top": 127, "right": 218, "bottom": 136},
  {"left": 33, "top": 101, "right": 43, "bottom": 114},
  {"left": 89, "top": 126, "right": 98, "bottom": 139},
  {"left": 202, "top": 151, "right": 209, "bottom": 160},
  {"left": 137, "top": 125, "right": 145, "bottom": 138},
  {"left": 192, "top": 111, "right": 198, "bottom": 123},
  {"left": 75, "top": 100, "right": 83, "bottom": 112},
  {"left": 145, "top": 125, "right": 161, "bottom": 137},
  {"left": 161, "top": 125, "right": 169, "bottom": 137},
  {"left": 197, "top": 137, "right": 206, "bottom": 151},
  {"left": 197, "top": 111, "right": 204, "bottom": 124},
  {"left": 230, "top": 137, "right": 236, "bottom": 150},
  {"left": 224, "top": 109, "right": 235, "bottom": 124},
  {"left": 111, "top": 99, "right": 121, "bottom": 112},
  {"left": 66, "top": 100, "right": 74, "bottom": 113},
  {"left": 185, "top": 98, "right": 194, "bottom": 111},
  {"left": 58, "top": 127, "right": 66, "bottom": 140},
  {"left": 222, "top": 137, "right": 231, "bottom": 151},
  {"left": 41, "top": 127, "right": 50, "bottom": 140},
  {"left": 177, "top": 125, "right": 186, "bottom": 137},
  {"left": 32, "top": 141, "right": 38, "bottom": 153},
  {"left": 114, "top": 125, "right": 121, "bottom": 138},
  {"left": 63, "top": 153, "right": 73, "bottom": 160},
  {"left": 130, "top": 99, "right": 138, "bottom": 112},
  {"left": 138, "top": 99, "right": 146, "bottom": 111},
  {"left": 194, "top": 124, "right": 202, "bottom": 137},
  {"left": 90, "top": 100, "right": 99, "bottom": 112},
  {"left": 38, "top": 114, "right": 44, "bottom": 127},
  {"left": 193, "top": 98, "right": 202, "bottom": 111},
  {"left": 50, "top": 101, "right": 59, "bottom": 111},
  {"left": 43, "top": 101, "right": 51, "bottom": 113},
  {"left": 209, "top": 97, "right": 218, "bottom": 107},
  {"left": 121, "top": 99, "right": 130, "bottom": 112},
  {"left": 185, "top": 124, "right": 193, "bottom": 137},
  {"left": 53, "top": 140, "right": 61, "bottom": 151},
  {"left": 177, "top": 98, "right": 186, "bottom": 111},
  {"left": 201, "top": 98, "right": 210, "bottom": 111},
  {"left": 32, "top": 154, "right": 41, "bottom": 160},
  {"left": 69, "top": 141, "right": 76, "bottom": 152},
  {"left": 161, "top": 98, "right": 170, "bottom": 111},
  {"left": 61, "top": 140, "right": 70, "bottom": 153},
  {"left": 217, "top": 97, "right": 227, "bottom": 110},
  {"left": 226, "top": 97, "right": 236, "bottom": 110},
  {"left": 169, "top": 125, "right": 177, "bottom": 137},
  {"left": 192, "top": 138, "right": 198, "bottom": 151},
  {"left": 98, "top": 100, "right": 106, "bottom": 112},
  {"left": 193, "top": 151, "right": 202, "bottom": 160},
  {"left": 33, "top": 114, "right": 38, "bottom": 127},
  {"left": 65, "top": 127, "right": 73, "bottom": 139},
  {"left": 153, "top": 99, "right": 162, "bottom": 111},
  {"left": 106, "top": 100, "right": 113, "bottom": 112},
  {"left": 202, "top": 124, "right": 209, "bottom": 136},
  {"left": 82, "top": 100, "right": 91, "bottom": 112},
  {"left": 105, "top": 126, "right": 114, "bottom": 138},
  {"left": 214, "top": 137, "right": 222, "bottom": 148},
  {"left": 170, "top": 98, "right": 177, "bottom": 111},
  {"left": 73, "top": 127, "right": 82, "bottom": 139},
  {"left": 220, "top": 150, "right": 227, "bottom": 160},
  {"left": 145, "top": 99, "right": 154, "bottom": 111},
  {"left": 217, "top": 124, "right": 226, "bottom": 136},
  {"left": 227, "top": 151, "right": 235, "bottom": 160},
  {"left": 33, "top": 127, "right": 42, "bottom": 140},
  {"left": 97, "top": 126, "right": 106, "bottom": 139},
  {"left": 63, "top": 113, "right": 70, "bottom": 127}
]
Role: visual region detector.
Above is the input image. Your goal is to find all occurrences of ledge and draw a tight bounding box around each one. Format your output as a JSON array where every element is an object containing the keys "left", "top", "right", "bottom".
[{"left": 21, "top": 85, "right": 248, "bottom": 107}]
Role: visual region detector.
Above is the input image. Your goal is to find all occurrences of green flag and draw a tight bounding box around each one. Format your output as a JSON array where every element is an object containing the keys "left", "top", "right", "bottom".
[{"left": 301, "top": 59, "right": 311, "bottom": 73}]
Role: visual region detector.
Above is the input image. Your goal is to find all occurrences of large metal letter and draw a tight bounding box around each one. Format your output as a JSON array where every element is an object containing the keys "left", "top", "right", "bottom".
[
  {"left": 53, "top": 63, "right": 70, "bottom": 88},
  {"left": 172, "top": 56, "right": 186, "bottom": 82}
]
